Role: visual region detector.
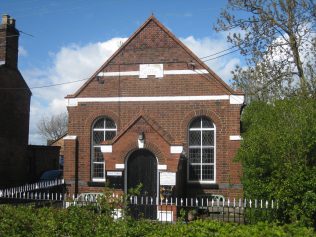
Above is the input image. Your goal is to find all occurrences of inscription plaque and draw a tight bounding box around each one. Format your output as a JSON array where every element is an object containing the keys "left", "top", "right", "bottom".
[
  {"left": 139, "top": 64, "right": 163, "bottom": 78},
  {"left": 160, "top": 172, "right": 176, "bottom": 186}
]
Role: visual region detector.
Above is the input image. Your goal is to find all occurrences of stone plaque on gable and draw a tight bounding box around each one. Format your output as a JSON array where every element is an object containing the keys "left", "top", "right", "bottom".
[{"left": 139, "top": 64, "right": 163, "bottom": 78}]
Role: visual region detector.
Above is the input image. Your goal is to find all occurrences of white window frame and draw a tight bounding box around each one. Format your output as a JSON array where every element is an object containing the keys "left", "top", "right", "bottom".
[
  {"left": 187, "top": 117, "right": 216, "bottom": 184},
  {"left": 91, "top": 118, "right": 117, "bottom": 182}
]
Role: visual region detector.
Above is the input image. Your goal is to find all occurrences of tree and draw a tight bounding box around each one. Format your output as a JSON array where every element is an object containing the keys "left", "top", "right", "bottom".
[
  {"left": 37, "top": 112, "right": 68, "bottom": 142},
  {"left": 215, "top": 0, "right": 316, "bottom": 101},
  {"left": 237, "top": 98, "right": 316, "bottom": 227}
]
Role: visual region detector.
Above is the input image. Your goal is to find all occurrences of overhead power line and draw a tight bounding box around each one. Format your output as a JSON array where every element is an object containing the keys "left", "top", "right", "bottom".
[
  {"left": 0, "top": 30, "right": 34, "bottom": 39},
  {"left": 202, "top": 49, "right": 240, "bottom": 62},
  {"left": 0, "top": 47, "right": 240, "bottom": 90},
  {"left": 0, "top": 78, "right": 88, "bottom": 90},
  {"left": 19, "top": 30, "right": 34, "bottom": 37},
  {"left": 30, "top": 78, "right": 87, "bottom": 89},
  {"left": 200, "top": 45, "right": 239, "bottom": 59}
]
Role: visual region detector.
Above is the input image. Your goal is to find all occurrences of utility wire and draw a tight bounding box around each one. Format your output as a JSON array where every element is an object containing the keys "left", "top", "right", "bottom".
[
  {"left": 19, "top": 30, "right": 34, "bottom": 37},
  {"left": 200, "top": 45, "right": 239, "bottom": 59},
  {"left": 0, "top": 47, "right": 240, "bottom": 90},
  {"left": 0, "top": 31, "right": 34, "bottom": 39},
  {"left": 203, "top": 49, "right": 240, "bottom": 62},
  {"left": 0, "top": 78, "right": 88, "bottom": 90},
  {"left": 30, "top": 78, "right": 87, "bottom": 89}
]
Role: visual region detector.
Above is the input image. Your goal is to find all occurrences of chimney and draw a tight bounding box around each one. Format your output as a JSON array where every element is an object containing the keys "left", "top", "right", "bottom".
[{"left": 0, "top": 14, "right": 19, "bottom": 68}]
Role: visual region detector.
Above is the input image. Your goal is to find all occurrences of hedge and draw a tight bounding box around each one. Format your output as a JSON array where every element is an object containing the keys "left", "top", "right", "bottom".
[{"left": 0, "top": 205, "right": 314, "bottom": 237}]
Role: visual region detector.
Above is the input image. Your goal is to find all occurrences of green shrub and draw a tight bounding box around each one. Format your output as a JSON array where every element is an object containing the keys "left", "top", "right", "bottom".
[
  {"left": 0, "top": 205, "right": 36, "bottom": 237},
  {"left": 237, "top": 98, "right": 316, "bottom": 227},
  {"left": 0, "top": 205, "right": 314, "bottom": 236}
]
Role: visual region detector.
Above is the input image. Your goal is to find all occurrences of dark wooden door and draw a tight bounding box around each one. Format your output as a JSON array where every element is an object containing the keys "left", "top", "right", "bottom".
[{"left": 127, "top": 149, "right": 157, "bottom": 219}]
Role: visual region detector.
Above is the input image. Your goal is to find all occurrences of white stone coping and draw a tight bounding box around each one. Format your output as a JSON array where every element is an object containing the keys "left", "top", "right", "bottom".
[
  {"left": 229, "top": 95, "right": 244, "bottom": 104},
  {"left": 158, "top": 165, "right": 167, "bottom": 170},
  {"left": 170, "top": 146, "right": 183, "bottom": 154},
  {"left": 97, "top": 69, "right": 209, "bottom": 77},
  {"left": 66, "top": 95, "right": 244, "bottom": 107},
  {"left": 63, "top": 135, "right": 77, "bottom": 140},
  {"left": 115, "top": 164, "right": 125, "bottom": 169},
  {"left": 229, "top": 135, "right": 242, "bottom": 141},
  {"left": 100, "top": 145, "right": 112, "bottom": 153}
]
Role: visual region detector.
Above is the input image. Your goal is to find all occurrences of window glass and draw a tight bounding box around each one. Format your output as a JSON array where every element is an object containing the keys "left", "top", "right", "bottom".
[
  {"left": 93, "top": 147, "right": 103, "bottom": 162},
  {"left": 189, "top": 131, "right": 201, "bottom": 146},
  {"left": 202, "top": 131, "right": 214, "bottom": 146},
  {"left": 188, "top": 117, "right": 215, "bottom": 182},
  {"left": 190, "top": 118, "right": 201, "bottom": 128},
  {"left": 202, "top": 165, "right": 214, "bottom": 180},
  {"left": 106, "top": 119, "right": 116, "bottom": 128},
  {"left": 202, "top": 118, "right": 214, "bottom": 128},
  {"left": 202, "top": 148, "right": 214, "bottom": 163},
  {"left": 91, "top": 117, "right": 117, "bottom": 181},
  {"left": 94, "top": 119, "right": 104, "bottom": 128},
  {"left": 93, "top": 131, "right": 104, "bottom": 145},
  {"left": 105, "top": 131, "right": 116, "bottom": 140},
  {"left": 189, "top": 148, "right": 201, "bottom": 163},
  {"left": 93, "top": 163, "right": 105, "bottom": 178}
]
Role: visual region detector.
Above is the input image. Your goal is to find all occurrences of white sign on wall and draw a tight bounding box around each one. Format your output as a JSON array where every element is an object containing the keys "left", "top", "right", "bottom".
[
  {"left": 139, "top": 64, "right": 164, "bottom": 78},
  {"left": 107, "top": 171, "right": 122, "bottom": 176},
  {"left": 160, "top": 172, "right": 176, "bottom": 186}
]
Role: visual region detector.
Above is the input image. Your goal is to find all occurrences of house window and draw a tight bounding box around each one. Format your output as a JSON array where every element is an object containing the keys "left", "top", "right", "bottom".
[
  {"left": 91, "top": 117, "right": 117, "bottom": 182},
  {"left": 188, "top": 116, "right": 215, "bottom": 182}
]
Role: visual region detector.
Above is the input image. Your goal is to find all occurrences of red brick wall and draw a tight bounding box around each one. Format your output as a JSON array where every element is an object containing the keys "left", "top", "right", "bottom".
[
  {"left": 63, "top": 138, "right": 77, "bottom": 195},
  {"left": 64, "top": 17, "right": 243, "bottom": 198},
  {"left": 65, "top": 100, "right": 242, "bottom": 197},
  {"left": 0, "top": 67, "right": 31, "bottom": 189}
]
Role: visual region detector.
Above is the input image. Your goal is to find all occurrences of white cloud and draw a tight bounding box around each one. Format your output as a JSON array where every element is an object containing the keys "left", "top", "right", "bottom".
[
  {"left": 180, "top": 34, "right": 241, "bottom": 83},
  {"left": 265, "top": 30, "right": 316, "bottom": 68},
  {"left": 24, "top": 37, "right": 127, "bottom": 145},
  {"left": 19, "top": 46, "right": 28, "bottom": 57},
  {"left": 24, "top": 34, "right": 242, "bottom": 145}
]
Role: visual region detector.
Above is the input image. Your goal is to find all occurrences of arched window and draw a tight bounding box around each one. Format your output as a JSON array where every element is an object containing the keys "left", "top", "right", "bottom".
[
  {"left": 91, "top": 117, "right": 117, "bottom": 182},
  {"left": 188, "top": 116, "right": 215, "bottom": 182}
]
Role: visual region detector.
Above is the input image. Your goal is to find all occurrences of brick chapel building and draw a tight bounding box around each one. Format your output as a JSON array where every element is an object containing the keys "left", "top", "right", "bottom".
[{"left": 64, "top": 16, "right": 244, "bottom": 199}]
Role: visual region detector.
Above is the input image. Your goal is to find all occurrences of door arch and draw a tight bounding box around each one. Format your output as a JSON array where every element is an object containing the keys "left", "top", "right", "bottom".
[{"left": 126, "top": 149, "right": 158, "bottom": 197}]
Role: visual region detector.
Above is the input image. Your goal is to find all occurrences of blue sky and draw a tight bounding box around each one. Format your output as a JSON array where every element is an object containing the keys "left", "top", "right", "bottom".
[{"left": 2, "top": 0, "right": 243, "bottom": 144}]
